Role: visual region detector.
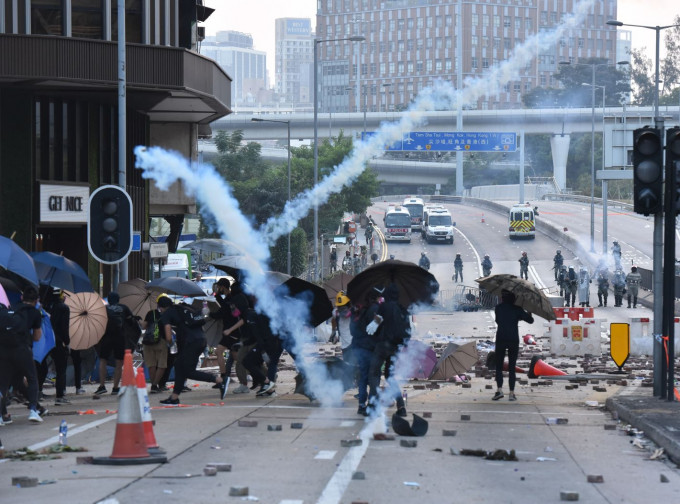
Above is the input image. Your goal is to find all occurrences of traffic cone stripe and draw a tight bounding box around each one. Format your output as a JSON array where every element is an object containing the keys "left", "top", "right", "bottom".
[
  {"left": 528, "top": 355, "right": 568, "bottom": 378},
  {"left": 136, "top": 367, "right": 160, "bottom": 450}
]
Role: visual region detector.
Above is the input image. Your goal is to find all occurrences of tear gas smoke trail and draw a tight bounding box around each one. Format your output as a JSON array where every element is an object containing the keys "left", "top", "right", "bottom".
[{"left": 261, "top": 0, "right": 596, "bottom": 244}]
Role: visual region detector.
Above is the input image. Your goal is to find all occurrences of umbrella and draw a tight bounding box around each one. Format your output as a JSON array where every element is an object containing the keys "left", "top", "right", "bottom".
[
  {"left": 475, "top": 273, "right": 556, "bottom": 321},
  {"left": 33, "top": 306, "right": 56, "bottom": 363},
  {"left": 210, "top": 255, "right": 264, "bottom": 279},
  {"left": 275, "top": 276, "right": 333, "bottom": 328},
  {"left": 119, "top": 278, "right": 157, "bottom": 318},
  {"left": 30, "top": 251, "right": 93, "bottom": 293},
  {"left": 63, "top": 290, "right": 108, "bottom": 350},
  {"left": 392, "top": 413, "right": 429, "bottom": 437},
  {"left": 429, "top": 341, "right": 479, "bottom": 380},
  {"left": 400, "top": 340, "right": 438, "bottom": 379},
  {"left": 190, "top": 298, "right": 223, "bottom": 346},
  {"left": 0, "top": 282, "right": 9, "bottom": 306},
  {"left": 322, "top": 271, "right": 354, "bottom": 301},
  {"left": 146, "top": 277, "right": 205, "bottom": 298},
  {"left": 0, "top": 235, "right": 39, "bottom": 288},
  {"left": 185, "top": 238, "right": 245, "bottom": 256},
  {"left": 346, "top": 259, "right": 439, "bottom": 308}
]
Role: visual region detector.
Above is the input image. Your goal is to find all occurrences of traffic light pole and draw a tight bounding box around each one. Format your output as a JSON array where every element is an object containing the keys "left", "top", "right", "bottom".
[
  {"left": 662, "top": 124, "right": 675, "bottom": 401},
  {"left": 116, "top": 0, "right": 128, "bottom": 289}
]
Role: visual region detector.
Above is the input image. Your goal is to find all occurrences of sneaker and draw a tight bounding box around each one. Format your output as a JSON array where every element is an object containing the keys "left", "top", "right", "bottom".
[
  {"left": 492, "top": 391, "right": 504, "bottom": 401},
  {"left": 396, "top": 407, "right": 407, "bottom": 417},
  {"left": 111, "top": 387, "right": 120, "bottom": 396},
  {"left": 149, "top": 385, "right": 160, "bottom": 394},
  {"left": 232, "top": 384, "right": 250, "bottom": 394},
  {"left": 357, "top": 405, "right": 368, "bottom": 417},
  {"left": 256, "top": 382, "right": 276, "bottom": 396},
  {"left": 160, "top": 397, "right": 180, "bottom": 405},
  {"left": 1, "top": 414, "right": 11, "bottom": 425},
  {"left": 94, "top": 386, "right": 107, "bottom": 395},
  {"left": 28, "top": 409, "right": 43, "bottom": 423},
  {"left": 158, "top": 385, "right": 169, "bottom": 392},
  {"left": 76, "top": 388, "right": 86, "bottom": 395},
  {"left": 250, "top": 382, "right": 263, "bottom": 391},
  {"left": 54, "top": 397, "right": 71, "bottom": 405},
  {"left": 181, "top": 386, "right": 191, "bottom": 393},
  {"left": 508, "top": 392, "right": 517, "bottom": 402},
  {"left": 37, "top": 405, "right": 48, "bottom": 417}
]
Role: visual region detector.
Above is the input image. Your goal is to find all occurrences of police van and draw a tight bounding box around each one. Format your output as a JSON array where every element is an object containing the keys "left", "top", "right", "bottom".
[
  {"left": 383, "top": 206, "right": 412, "bottom": 242},
  {"left": 423, "top": 207, "right": 454, "bottom": 244},
  {"left": 402, "top": 197, "right": 425, "bottom": 230},
  {"left": 508, "top": 203, "right": 536, "bottom": 239}
]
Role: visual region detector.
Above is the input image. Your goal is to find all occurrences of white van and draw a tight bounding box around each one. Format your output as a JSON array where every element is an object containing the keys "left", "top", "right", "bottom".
[
  {"left": 383, "top": 206, "right": 412, "bottom": 242},
  {"left": 424, "top": 208, "right": 454, "bottom": 244}
]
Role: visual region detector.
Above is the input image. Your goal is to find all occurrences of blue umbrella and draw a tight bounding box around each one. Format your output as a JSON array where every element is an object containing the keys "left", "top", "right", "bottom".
[
  {"left": 0, "top": 235, "right": 39, "bottom": 288},
  {"left": 33, "top": 305, "right": 56, "bottom": 363},
  {"left": 30, "top": 251, "right": 93, "bottom": 293}
]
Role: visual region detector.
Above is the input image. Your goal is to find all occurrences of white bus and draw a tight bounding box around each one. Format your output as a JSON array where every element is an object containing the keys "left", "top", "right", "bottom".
[
  {"left": 383, "top": 206, "right": 412, "bottom": 242},
  {"left": 402, "top": 197, "right": 425, "bottom": 230}
]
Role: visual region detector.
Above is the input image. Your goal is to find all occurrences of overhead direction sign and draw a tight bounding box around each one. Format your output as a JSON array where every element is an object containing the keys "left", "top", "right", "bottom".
[{"left": 361, "top": 131, "right": 517, "bottom": 152}]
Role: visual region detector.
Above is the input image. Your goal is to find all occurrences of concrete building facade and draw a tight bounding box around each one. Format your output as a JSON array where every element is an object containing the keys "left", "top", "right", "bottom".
[{"left": 275, "top": 17, "right": 314, "bottom": 109}]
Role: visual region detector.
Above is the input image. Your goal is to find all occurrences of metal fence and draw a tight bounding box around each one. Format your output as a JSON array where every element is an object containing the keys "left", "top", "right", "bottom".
[{"left": 437, "top": 286, "right": 498, "bottom": 312}]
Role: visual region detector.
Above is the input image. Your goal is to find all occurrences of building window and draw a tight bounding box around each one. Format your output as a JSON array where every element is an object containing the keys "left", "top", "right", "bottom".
[
  {"left": 426, "top": 60, "right": 432, "bottom": 72},
  {"left": 504, "top": 17, "right": 511, "bottom": 28},
  {"left": 111, "top": 0, "right": 142, "bottom": 43},
  {"left": 407, "top": 62, "right": 413, "bottom": 73},
  {"left": 416, "top": 61, "right": 423, "bottom": 72},
  {"left": 435, "top": 59, "right": 442, "bottom": 71},
  {"left": 482, "top": 58, "right": 489, "bottom": 69},
  {"left": 445, "top": 59, "right": 452, "bottom": 71},
  {"left": 472, "top": 14, "right": 478, "bottom": 26},
  {"left": 494, "top": 15, "right": 500, "bottom": 28},
  {"left": 72, "top": 0, "right": 103, "bottom": 39},
  {"left": 471, "top": 57, "right": 477, "bottom": 69},
  {"left": 471, "top": 35, "right": 478, "bottom": 46},
  {"left": 32, "top": 0, "right": 63, "bottom": 36}
]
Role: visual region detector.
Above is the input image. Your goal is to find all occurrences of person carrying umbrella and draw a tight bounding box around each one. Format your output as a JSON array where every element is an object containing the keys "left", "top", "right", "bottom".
[
  {"left": 141, "top": 297, "right": 167, "bottom": 394},
  {"left": 0, "top": 286, "right": 45, "bottom": 423},
  {"left": 492, "top": 290, "right": 534, "bottom": 402},
  {"left": 156, "top": 296, "right": 227, "bottom": 405},
  {"left": 351, "top": 286, "right": 381, "bottom": 417}
]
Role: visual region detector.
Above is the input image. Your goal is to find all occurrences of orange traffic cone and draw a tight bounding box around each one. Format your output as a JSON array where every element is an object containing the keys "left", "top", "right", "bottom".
[
  {"left": 523, "top": 334, "right": 536, "bottom": 345},
  {"left": 481, "top": 213, "right": 485, "bottom": 223},
  {"left": 528, "top": 355, "right": 568, "bottom": 379},
  {"left": 486, "top": 351, "right": 527, "bottom": 374},
  {"left": 92, "top": 350, "right": 167, "bottom": 465},
  {"left": 135, "top": 367, "right": 164, "bottom": 454}
]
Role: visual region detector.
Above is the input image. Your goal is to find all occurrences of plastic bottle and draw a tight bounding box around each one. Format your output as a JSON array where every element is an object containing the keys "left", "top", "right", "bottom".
[
  {"left": 59, "top": 420, "right": 68, "bottom": 446},
  {"left": 402, "top": 391, "right": 408, "bottom": 406},
  {"left": 201, "top": 300, "right": 209, "bottom": 317},
  {"left": 169, "top": 337, "right": 178, "bottom": 355}
]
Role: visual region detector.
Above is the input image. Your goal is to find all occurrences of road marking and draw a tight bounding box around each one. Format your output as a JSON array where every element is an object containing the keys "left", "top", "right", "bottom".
[
  {"left": 315, "top": 450, "right": 337, "bottom": 460},
  {"left": 453, "top": 226, "right": 482, "bottom": 276},
  {"left": 339, "top": 420, "right": 355, "bottom": 427},
  {"left": 28, "top": 414, "right": 118, "bottom": 451},
  {"left": 317, "top": 439, "right": 370, "bottom": 504},
  {"left": 529, "top": 265, "right": 547, "bottom": 290}
]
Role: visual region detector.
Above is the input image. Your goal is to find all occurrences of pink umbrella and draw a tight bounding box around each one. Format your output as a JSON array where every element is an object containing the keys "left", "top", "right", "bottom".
[
  {"left": 0, "top": 282, "right": 9, "bottom": 306},
  {"left": 401, "top": 340, "right": 438, "bottom": 379}
]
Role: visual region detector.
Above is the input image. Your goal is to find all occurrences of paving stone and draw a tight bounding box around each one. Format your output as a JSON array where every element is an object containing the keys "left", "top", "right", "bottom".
[
  {"left": 604, "top": 424, "right": 617, "bottom": 431},
  {"left": 291, "top": 422, "right": 304, "bottom": 429},
  {"left": 206, "top": 463, "right": 232, "bottom": 472},
  {"left": 593, "top": 386, "right": 607, "bottom": 392},
  {"left": 560, "top": 490, "right": 579, "bottom": 501},
  {"left": 485, "top": 384, "right": 493, "bottom": 389},
  {"left": 373, "top": 433, "right": 395, "bottom": 441},
  {"left": 461, "top": 414, "right": 471, "bottom": 421},
  {"left": 462, "top": 383, "right": 472, "bottom": 389},
  {"left": 238, "top": 420, "right": 257, "bottom": 427},
  {"left": 11, "top": 477, "right": 38, "bottom": 488},
  {"left": 341, "top": 438, "right": 363, "bottom": 447},
  {"left": 229, "top": 486, "right": 249, "bottom": 496},
  {"left": 587, "top": 475, "right": 604, "bottom": 483},
  {"left": 352, "top": 471, "right": 366, "bottom": 480},
  {"left": 267, "top": 424, "right": 282, "bottom": 431},
  {"left": 422, "top": 412, "right": 432, "bottom": 418},
  {"left": 442, "top": 429, "right": 457, "bottom": 437},
  {"left": 400, "top": 439, "right": 417, "bottom": 448},
  {"left": 203, "top": 466, "right": 217, "bottom": 476},
  {"left": 660, "top": 474, "right": 670, "bottom": 483}
]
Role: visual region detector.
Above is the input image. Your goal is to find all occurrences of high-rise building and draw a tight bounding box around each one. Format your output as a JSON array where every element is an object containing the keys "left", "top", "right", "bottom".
[
  {"left": 317, "top": 0, "right": 620, "bottom": 112},
  {"left": 201, "top": 31, "right": 268, "bottom": 107},
  {"left": 275, "top": 18, "right": 314, "bottom": 108}
]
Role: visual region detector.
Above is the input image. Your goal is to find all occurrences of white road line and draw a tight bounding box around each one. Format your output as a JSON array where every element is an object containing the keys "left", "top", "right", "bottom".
[
  {"left": 315, "top": 450, "right": 337, "bottom": 460},
  {"left": 28, "top": 414, "right": 118, "bottom": 451},
  {"left": 316, "top": 439, "right": 370, "bottom": 504},
  {"left": 529, "top": 265, "right": 546, "bottom": 290}
]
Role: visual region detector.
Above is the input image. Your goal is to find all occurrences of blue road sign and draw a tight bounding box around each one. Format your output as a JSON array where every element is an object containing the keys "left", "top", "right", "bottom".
[
  {"left": 132, "top": 232, "right": 142, "bottom": 252},
  {"left": 362, "top": 131, "right": 517, "bottom": 152}
]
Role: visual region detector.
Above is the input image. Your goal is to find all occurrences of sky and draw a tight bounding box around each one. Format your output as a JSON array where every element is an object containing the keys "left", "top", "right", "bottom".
[{"left": 202, "top": 0, "right": 679, "bottom": 81}]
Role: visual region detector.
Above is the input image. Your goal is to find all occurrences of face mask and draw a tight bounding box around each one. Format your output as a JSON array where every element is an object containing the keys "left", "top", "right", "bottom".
[{"left": 231, "top": 307, "right": 241, "bottom": 318}]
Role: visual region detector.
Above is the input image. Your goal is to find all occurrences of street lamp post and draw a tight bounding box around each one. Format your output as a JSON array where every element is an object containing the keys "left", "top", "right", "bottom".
[
  {"left": 313, "top": 35, "right": 365, "bottom": 281},
  {"left": 251, "top": 118, "right": 292, "bottom": 275},
  {"left": 608, "top": 19, "right": 680, "bottom": 401}
]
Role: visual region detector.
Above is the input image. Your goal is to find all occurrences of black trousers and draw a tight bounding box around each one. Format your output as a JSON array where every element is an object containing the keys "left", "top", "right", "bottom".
[
  {"left": 494, "top": 340, "right": 519, "bottom": 392},
  {"left": 172, "top": 338, "right": 216, "bottom": 396},
  {"left": 0, "top": 345, "right": 40, "bottom": 411}
]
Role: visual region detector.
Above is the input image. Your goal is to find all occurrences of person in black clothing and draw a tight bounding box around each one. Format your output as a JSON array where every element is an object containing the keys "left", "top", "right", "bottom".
[
  {"left": 0, "top": 286, "right": 45, "bottom": 423},
  {"left": 44, "top": 289, "right": 71, "bottom": 405},
  {"left": 352, "top": 287, "right": 381, "bottom": 416},
  {"left": 492, "top": 290, "right": 534, "bottom": 401},
  {"left": 156, "top": 296, "right": 227, "bottom": 405},
  {"left": 366, "top": 284, "right": 409, "bottom": 417}
]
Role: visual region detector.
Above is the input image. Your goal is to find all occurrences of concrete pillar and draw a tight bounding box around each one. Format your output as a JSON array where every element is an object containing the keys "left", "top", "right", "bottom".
[{"left": 550, "top": 134, "right": 570, "bottom": 192}]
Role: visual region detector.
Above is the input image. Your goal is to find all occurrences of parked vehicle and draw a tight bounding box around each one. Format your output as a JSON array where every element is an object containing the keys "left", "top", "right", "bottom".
[{"left": 383, "top": 206, "right": 412, "bottom": 243}]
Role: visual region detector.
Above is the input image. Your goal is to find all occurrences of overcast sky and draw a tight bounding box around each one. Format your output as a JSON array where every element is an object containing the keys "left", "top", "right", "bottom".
[{"left": 203, "top": 0, "right": 679, "bottom": 78}]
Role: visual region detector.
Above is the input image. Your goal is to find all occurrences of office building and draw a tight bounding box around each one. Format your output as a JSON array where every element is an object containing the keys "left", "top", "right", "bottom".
[{"left": 276, "top": 18, "right": 314, "bottom": 109}]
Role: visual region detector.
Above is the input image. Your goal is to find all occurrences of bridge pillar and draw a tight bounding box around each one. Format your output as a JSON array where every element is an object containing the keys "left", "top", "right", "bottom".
[{"left": 550, "top": 134, "right": 570, "bottom": 192}]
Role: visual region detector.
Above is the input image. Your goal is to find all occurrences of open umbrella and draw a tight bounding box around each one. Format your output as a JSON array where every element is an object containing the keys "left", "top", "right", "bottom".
[
  {"left": 323, "top": 271, "right": 354, "bottom": 302},
  {"left": 475, "top": 273, "right": 556, "bottom": 321},
  {"left": 30, "top": 251, "right": 93, "bottom": 293},
  {"left": 185, "top": 238, "right": 244, "bottom": 256},
  {"left": 210, "top": 255, "right": 264, "bottom": 279},
  {"left": 0, "top": 282, "right": 9, "bottom": 306},
  {"left": 346, "top": 259, "right": 439, "bottom": 308},
  {"left": 275, "top": 277, "right": 333, "bottom": 328},
  {"left": 146, "top": 277, "right": 205, "bottom": 298},
  {"left": 33, "top": 306, "right": 56, "bottom": 363},
  {"left": 0, "top": 235, "right": 39, "bottom": 288},
  {"left": 429, "top": 341, "right": 479, "bottom": 380},
  {"left": 400, "top": 340, "right": 438, "bottom": 379},
  {"left": 63, "top": 290, "right": 108, "bottom": 350},
  {"left": 119, "top": 278, "right": 157, "bottom": 318}
]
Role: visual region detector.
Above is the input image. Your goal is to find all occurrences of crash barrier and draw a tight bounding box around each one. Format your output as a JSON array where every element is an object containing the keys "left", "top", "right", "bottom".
[
  {"left": 442, "top": 285, "right": 498, "bottom": 312},
  {"left": 546, "top": 317, "right": 603, "bottom": 356},
  {"left": 628, "top": 316, "right": 680, "bottom": 356},
  {"left": 553, "top": 306, "right": 595, "bottom": 321}
]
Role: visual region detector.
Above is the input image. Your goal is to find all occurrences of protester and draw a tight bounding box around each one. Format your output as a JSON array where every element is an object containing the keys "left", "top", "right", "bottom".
[
  {"left": 141, "top": 299, "right": 167, "bottom": 393},
  {"left": 156, "top": 296, "right": 227, "bottom": 405},
  {"left": 45, "top": 289, "right": 71, "bottom": 405},
  {"left": 351, "top": 287, "right": 381, "bottom": 416},
  {"left": 492, "top": 290, "right": 534, "bottom": 401}
]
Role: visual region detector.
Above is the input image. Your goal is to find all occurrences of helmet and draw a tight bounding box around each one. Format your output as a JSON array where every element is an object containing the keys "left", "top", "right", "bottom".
[
  {"left": 484, "top": 254, "right": 489, "bottom": 258},
  {"left": 456, "top": 253, "right": 461, "bottom": 256},
  {"left": 556, "top": 250, "right": 561, "bottom": 254},
  {"left": 613, "top": 241, "right": 619, "bottom": 245},
  {"left": 421, "top": 251, "right": 426, "bottom": 256},
  {"left": 156, "top": 293, "right": 171, "bottom": 303},
  {"left": 522, "top": 251, "right": 527, "bottom": 256},
  {"left": 568, "top": 265, "right": 574, "bottom": 270},
  {"left": 631, "top": 266, "right": 638, "bottom": 272},
  {"left": 335, "top": 291, "right": 350, "bottom": 307}
]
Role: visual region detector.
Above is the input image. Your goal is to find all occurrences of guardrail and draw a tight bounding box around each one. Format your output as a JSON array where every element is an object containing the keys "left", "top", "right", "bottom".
[{"left": 542, "top": 193, "right": 634, "bottom": 212}]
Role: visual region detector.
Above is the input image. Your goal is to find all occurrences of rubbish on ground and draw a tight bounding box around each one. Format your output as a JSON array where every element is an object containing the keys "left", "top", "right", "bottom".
[
  {"left": 649, "top": 448, "right": 665, "bottom": 460},
  {"left": 537, "top": 457, "right": 557, "bottom": 462},
  {"left": 460, "top": 448, "right": 517, "bottom": 461},
  {"left": 403, "top": 481, "right": 420, "bottom": 487}
]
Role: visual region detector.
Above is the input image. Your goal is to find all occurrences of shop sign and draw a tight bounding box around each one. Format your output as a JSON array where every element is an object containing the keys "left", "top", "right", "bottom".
[{"left": 40, "top": 184, "right": 90, "bottom": 223}]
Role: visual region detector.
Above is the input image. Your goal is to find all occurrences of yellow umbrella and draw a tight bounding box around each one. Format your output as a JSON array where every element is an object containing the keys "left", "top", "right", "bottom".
[{"left": 63, "top": 290, "right": 108, "bottom": 350}]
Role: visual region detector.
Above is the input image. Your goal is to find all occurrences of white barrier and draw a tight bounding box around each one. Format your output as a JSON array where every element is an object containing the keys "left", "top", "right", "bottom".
[
  {"left": 629, "top": 316, "right": 680, "bottom": 356},
  {"left": 547, "top": 317, "right": 603, "bottom": 356}
]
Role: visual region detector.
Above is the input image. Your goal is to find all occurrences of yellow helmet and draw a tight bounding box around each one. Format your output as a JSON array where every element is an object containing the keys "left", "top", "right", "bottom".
[
  {"left": 156, "top": 293, "right": 170, "bottom": 303},
  {"left": 335, "top": 291, "right": 350, "bottom": 307}
]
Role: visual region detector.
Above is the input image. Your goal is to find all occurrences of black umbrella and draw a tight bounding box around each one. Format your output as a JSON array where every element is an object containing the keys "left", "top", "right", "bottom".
[
  {"left": 275, "top": 276, "right": 333, "bottom": 328},
  {"left": 210, "top": 255, "right": 263, "bottom": 279},
  {"left": 185, "top": 238, "right": 244, "bottom": 256},
  {"left": 346, "top": 259, "right": 439, "bottom": 308},
  {"left": 146, "top": 277, "right": 205, "bottom": 298},
  {"left": 0, "top": 235, "right": 39, "bottom": 288}
]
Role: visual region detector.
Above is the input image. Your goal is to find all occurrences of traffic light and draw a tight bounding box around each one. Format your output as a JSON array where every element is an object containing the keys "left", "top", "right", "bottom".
[
  {"left": 88, "top": 185, "right": 133, "bottom": 264},
  {"left": 667, "top": 127, "right": 680, "bottom": 215},
  {"left": 632, "top": 127, "right": 663, "bottom": 215}
]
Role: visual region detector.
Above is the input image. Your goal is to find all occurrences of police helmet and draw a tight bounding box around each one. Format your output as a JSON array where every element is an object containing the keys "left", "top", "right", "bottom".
[
  {"left": 484, "top": 254, "right": 489, "bottom": 258},
  {"left": 522, "top": 251, "right": 527, "bottom": 256},
  {"left": 631, "top": 266, "right": 638, "bottom": 272},
  {"left": 568, "top": 265, "right": 574, "bottom": 270},
  {"left": 456, "top": 253, "right": 461, "bottom": 256},
  {"left": 421, "top": 251, "right": 426, "bottom": 256},
  {"left": 556, "top": 250, "right": 561, "bottom": 254}
]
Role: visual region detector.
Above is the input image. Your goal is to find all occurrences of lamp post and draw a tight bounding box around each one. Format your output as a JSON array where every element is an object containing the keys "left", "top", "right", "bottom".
[
  {"left": 314, "top": 35, "right": 365, "bottom": 281},
  {"left": 608, "top": 19, "right": 680, "bottom": 401},
  {"left": 251, "top": 118, "right": 292, "bottom": 275},
  {"left": 559, "top": 60, "right": 628, "bottom": 253}
]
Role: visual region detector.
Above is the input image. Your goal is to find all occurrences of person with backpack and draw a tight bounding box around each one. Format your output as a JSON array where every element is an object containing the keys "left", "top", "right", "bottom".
[
  {"left": 156, "top": 296, "right": 227, "bottom": 405},
  {"left": 141, "top": 299, "right": 167, "bottom": 394},
  {"left": 94, "top": 292, "right": 135, "bottom": 396},
  {"left": 366, "top": 283, "right": 410, "bottom": 417},
  {"left": 0, "top": 286, "right": 45, "bottom": 423}
]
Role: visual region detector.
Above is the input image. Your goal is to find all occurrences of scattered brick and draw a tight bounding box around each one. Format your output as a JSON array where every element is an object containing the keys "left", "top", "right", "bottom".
[
  {"left": 400, "top": 439, "right": 417, "bottom": 448},
  {"left": 462, "top": 383, "right": 472, "bottom": 389},
  {"left": 604, "top": 424, "right": 617, "bottom": 431},
  {"left": 291, "top": 422, "right": 304, "bottom": 429},
  {"left": 587, "top": 475, "right": 604, "bottom": 483},
  {"left": 229, "top": 486, "right": 249, "bottom": 497},
  {"left": 593, "top": 386, "right": 607, "bottom": 392},
  {"left": 341, "top": 439, "right": 363, "bottom": 447},
  {"left": 461, "top": 414, "right": 471, "bottom": 421},
  {"left": 203, "top": 466, "right": 217, "bottom": 476},
  {"left": 11, "top": 477, "right": 38, "bottom": 488},
  {"left": 413, "top": 385, "right": 426, "bottom": 390},
  {"left": 352, "top": 471, "right": 366, "bottom": 480},
  {"left": 442, "top": 429, "right": 457, "bottom": 437},
  {"left": 660, "top": 474, "right": 669, "bottom": 483},
  {"left": 206, "top": 463, "right": 231, "bottom": 472},
  {"left": 267, "top": 424, "right": 282, "bottom": 431},
  {"left": 76, "top": 456, "right": 94, "bottom": 465},
  {"left": 560, "top": 490, "right": 579, "bottom": 501},
  {"left": 485, "top": 384, "right": 493, "bottom": 389},
  {"left": 238, "top": 420, "right": 257, "bottom": 427},
  {"left": 422, "top": 412, "right": 432, "bottom": 418},
  {"left": 373, "top": 433, "right": 395, "bottom": 441}
]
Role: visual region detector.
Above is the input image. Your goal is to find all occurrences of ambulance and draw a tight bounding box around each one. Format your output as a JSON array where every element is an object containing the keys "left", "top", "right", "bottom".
[
  {"left": 508, "top": 203, "right": 536, "bottom": 239},
  {"left": 383, "top": 206, "right": 412, "bottom": 242}
]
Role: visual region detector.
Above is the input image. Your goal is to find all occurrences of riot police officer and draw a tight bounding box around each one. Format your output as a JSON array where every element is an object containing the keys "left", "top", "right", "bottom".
[
  {"left": 577, "top": 266, "right": 591, "bottom": 307},
  {"left": 564, "top": 265, "right": 577, "bottom": 307},
  {"left": 518, "top": 251, "right": 529, "bottom": 280},
  {"left": 453, "top": 253, "right": 464, "bottom": 282},
  {"left": 418, "top": 251, "right": 430, "bottom": 270},
  {"left": 612, "top": 268, "right": 626, "bottom": 307},
  {"left": 626, "top": 266, "right": 642, "bottom": 308},
  {"left": 596, "top": 268, "right": 609, "bottom": 307},
  {"left": 611, "top": 241, "right": 622, "bottom": 269},
  {"left": 553, "top": 250, "right": 564, "bottom": 280},
  {"left": 481, "top": 254, "right": 493, "bottom": 277},
  {"left": 557, "top": 265, "right": 567, "bottom": 297}
]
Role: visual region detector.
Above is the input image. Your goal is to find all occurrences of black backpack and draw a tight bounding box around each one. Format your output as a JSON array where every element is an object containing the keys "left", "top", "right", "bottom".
[
  {"left": 0, "top": 303, "right": 27, "bottom": 348},
  {"left": 105, "top": 305, "right": 125, "bottom": 336},
  {"left": 178, "top": 305, "right": 205, "bottom": 328}
]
